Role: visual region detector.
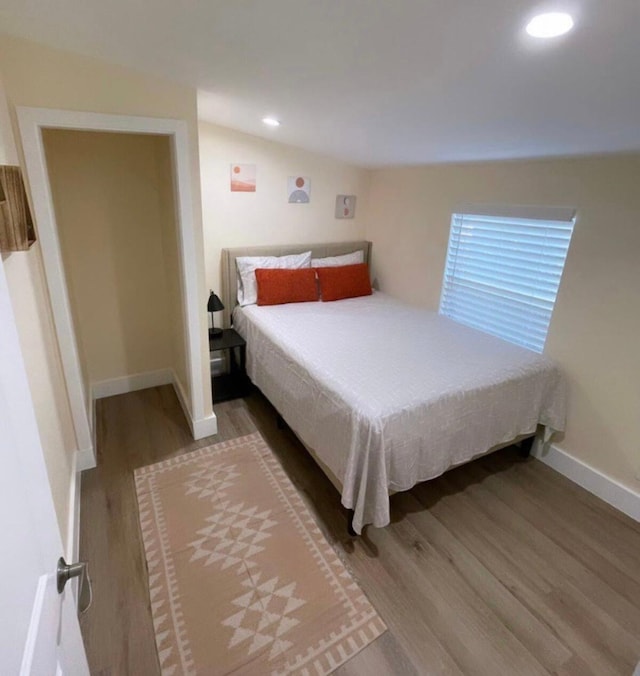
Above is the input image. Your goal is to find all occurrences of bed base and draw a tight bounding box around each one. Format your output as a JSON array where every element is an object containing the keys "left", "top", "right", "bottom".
[
  {"left": 347, "top": 511, "right": 357, "bottom": 537},
  {"left": 519, "top": 435, "right": 535, "bottom": 458}
]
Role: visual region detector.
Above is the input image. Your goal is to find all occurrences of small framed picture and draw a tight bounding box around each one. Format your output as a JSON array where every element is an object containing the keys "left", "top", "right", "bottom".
[
  {"left": 288, "top": 176, "right": 311, "bottom": 203},
  {"left": 230, "top": 164, "right": 256, "bottom": 192},
  {"left": 335, "top": 195, "right": 356, "bottom": 219}
]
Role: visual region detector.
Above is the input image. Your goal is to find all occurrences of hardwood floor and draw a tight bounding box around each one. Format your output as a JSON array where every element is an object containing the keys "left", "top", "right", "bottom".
[{"left": 80, "top": 385, "right": 640, "bottom": 675}]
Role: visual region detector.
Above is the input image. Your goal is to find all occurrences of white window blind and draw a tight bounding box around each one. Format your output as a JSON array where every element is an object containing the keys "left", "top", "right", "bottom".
[{"left": 439, "top": 205, "right": 576, "bottom": 353}]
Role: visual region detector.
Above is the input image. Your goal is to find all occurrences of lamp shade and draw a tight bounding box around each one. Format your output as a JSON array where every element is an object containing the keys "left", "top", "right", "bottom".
[{"left": 207, "top": 291, "right": 224, "bottom": 313}]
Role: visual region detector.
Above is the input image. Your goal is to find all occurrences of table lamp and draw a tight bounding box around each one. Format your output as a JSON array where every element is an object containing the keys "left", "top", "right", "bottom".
[{"left": 207, "top": 291, "right": 224, "bottom": 337}]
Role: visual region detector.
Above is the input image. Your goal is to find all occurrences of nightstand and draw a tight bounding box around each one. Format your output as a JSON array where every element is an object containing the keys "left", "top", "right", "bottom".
[{"left": 209, "top": 328, "right": 250, "bottom": 402}]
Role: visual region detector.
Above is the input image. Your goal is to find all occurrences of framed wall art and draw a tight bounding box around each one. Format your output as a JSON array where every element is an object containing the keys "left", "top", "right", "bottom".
[
  {"left": 230, "top": 164, "right": 256, "bottom": 192},
  {"left": 288, "top": 176, "right": 310, "bottom": 203},
  {"left": 335, "top": 194, "right": 356, "bottom": 219}
]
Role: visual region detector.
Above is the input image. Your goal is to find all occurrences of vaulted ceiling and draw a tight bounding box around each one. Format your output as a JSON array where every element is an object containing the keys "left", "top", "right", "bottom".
[{"left": 1, "top": 0, "right": 639, "bottom": 167}]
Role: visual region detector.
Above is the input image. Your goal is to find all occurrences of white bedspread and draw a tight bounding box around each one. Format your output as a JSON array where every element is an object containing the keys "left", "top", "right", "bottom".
[{"left": 233, "top": 292, "right": 566, "bottom": 533}]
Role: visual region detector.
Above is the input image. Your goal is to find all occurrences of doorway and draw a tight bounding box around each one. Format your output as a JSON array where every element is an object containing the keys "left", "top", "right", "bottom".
[{"left": 17, "top": 108, "right": 216, "bottom": 470}]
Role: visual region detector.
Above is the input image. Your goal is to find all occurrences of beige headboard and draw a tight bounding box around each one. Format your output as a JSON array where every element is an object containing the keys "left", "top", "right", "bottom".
[{"left": 220, "top": 240, "right": 372, "bottom": 327}]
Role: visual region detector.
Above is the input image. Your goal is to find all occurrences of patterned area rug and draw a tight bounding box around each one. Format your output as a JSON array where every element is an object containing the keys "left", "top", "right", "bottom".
[{"left": 134, "top": 432, "right": 386, "bottom": 675}]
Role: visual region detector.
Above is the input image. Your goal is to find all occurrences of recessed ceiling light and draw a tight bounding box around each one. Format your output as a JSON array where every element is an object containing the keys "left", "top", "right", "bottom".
[
  {"left": 262, "top": 117, "right": 281, "bottom": 127},
  {"left": 526, "top": 12, "right": 574, "bottom": 38}
]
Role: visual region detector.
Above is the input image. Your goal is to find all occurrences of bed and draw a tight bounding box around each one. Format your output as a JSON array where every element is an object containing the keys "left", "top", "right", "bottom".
[{"left": 221, "top": 241, "right": 567, "bottom": 534}]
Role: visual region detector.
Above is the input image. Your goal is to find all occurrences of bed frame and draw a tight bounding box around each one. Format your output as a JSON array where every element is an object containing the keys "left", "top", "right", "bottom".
[{"left": 220, "top": 240, "right": 535, "bottom": 536}]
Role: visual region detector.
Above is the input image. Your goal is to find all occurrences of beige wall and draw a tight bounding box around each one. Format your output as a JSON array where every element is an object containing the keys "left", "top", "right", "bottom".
[
  {"left": 199, "top": 121, "right": 370, "bottom": 294},
  {"left": 43, "top": 130, "right": 181, "bottom": 388},
  {"left": 0, "top": 32, "right": 212, "bottom": 420},
  {"left": 0, "top": 76, "right": 76, "bottom": 548},
  {"left": 367, "top": 155, "right": 640, "bottom": 493}
]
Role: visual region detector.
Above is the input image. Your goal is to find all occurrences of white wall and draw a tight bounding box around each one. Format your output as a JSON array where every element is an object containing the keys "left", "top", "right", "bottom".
[{"left": 199, "top": 121, "right": 370, "bottom": 294}]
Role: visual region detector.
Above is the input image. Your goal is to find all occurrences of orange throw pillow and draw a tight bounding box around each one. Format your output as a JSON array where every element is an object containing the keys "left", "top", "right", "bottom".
[
  {"left": 255, "top": 267, "right": 318, "bottom": 306},
  {"left": 316, "top": 263, "right": 372, "bottom": 302}
]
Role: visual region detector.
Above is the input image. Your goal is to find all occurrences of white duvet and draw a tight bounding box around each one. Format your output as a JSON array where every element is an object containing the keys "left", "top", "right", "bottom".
[{"left": 233, "top": 292, "right": 566, "bottom": 533}]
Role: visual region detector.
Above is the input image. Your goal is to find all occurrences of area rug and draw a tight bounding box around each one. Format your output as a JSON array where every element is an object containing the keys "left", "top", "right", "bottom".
[{"left": 134, "top": 431, "right": 386, "bottom": 675}]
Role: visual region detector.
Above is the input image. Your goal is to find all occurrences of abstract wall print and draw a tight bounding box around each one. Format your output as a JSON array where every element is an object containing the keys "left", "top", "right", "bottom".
[
  {"left": 230, "top": 164, "right": 257, "bottom": 192},
  {"left": 335, "top": 195, "right": 357, "bottom": 219},
  {"left": 288, "top": 176, "right": 311, "bottom": 203}
]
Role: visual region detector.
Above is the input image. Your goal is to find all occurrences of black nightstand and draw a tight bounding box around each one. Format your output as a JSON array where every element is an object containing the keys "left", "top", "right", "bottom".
[{"left": 209, "top": 328, "right": 250, "bottom": 402}]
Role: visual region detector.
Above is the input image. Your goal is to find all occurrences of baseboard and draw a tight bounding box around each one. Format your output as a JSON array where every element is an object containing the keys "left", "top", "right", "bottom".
[
  {"left": 77, "top": 446, "right": 96, "bottom": 471},
  {"left": 91, "top": 368, "right": 173, "bottom": 400},
  {"left": 192, "top": 412, "right": 218, "bottom": 440},
  {"left": 533, "top": 442, "right": 640, "bottom": 522},
  {"left": 171, "top": 369, "right": 218, "bottom": 440},
  {"left": 171, "top": 369, "right": 192, "bottom": 429}
]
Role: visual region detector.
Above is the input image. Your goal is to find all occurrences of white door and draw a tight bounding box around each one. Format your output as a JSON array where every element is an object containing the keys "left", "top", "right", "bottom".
[{"left": 0, "top": 256, "right": 89, "bottom": 675}]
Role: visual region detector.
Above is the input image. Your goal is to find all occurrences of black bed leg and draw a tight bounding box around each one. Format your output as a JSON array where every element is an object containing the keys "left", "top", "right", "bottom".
[
  {"left": 347, "top": 510, "right": 357, "bottom": 537},
  {"left": 519, "top": 435, "right": 535, "bottom": 458}
]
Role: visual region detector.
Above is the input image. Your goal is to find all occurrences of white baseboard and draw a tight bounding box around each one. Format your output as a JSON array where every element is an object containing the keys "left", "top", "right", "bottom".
[
  {"left": 533, "top": 442, "right": 640, "bottom": 522},
  {"left": 76, "top": 446, "right": 96, "bottom": 471},
  {"left": 91, "top": 368, "right": 173, "bottom": 400},
  {"left": 171, "top": 369, "right": 192, "bottom": 429},
  {"left": 192, "top": 413, "right": 218, "bottom": 440},
  {"left": 171, "top": 369, "right": 217, "bottom": 440}
]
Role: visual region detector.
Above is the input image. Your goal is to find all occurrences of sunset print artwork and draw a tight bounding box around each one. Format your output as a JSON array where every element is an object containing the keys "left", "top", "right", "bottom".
[
  {"left": 288, "top": 176, "right": 311, "bottom": 203},
  {"left": 230, "top": 164, "right": 256, "bottom": 192}
]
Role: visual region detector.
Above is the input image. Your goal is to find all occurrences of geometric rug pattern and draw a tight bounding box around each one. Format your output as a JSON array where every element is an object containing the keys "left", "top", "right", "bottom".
[{"left": 134, "top": 432, "right": 386, "bottom": 675}]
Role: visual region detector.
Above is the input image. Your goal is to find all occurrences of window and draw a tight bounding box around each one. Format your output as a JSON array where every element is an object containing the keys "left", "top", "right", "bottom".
[{"left": 439, "top": 204, "right": 576, "bottom": 353}]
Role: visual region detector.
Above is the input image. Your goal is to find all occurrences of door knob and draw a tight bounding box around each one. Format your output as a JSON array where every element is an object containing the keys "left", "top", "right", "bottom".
[{"left": 57, "top": 557, "right": 92, "bottom": 614}]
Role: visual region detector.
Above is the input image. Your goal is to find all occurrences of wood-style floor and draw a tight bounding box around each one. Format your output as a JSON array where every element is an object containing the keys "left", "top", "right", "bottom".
[{"left": 80, "top": 385, "right": 640, "bottom": 675}]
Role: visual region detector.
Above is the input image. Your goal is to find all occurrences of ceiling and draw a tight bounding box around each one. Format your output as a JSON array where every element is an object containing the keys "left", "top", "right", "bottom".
[{"left": 1, "top": 0, "right": 639, "bottom": 167}]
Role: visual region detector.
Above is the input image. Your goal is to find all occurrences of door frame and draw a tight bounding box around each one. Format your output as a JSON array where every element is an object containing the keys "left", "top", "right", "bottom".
[{"left": 17, "top": 107, "right": 216, "bottom": 469}]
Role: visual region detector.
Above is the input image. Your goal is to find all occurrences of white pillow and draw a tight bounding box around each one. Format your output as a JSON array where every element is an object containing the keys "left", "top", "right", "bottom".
[
  {"left": 311, "top": 250, "right": 364, "bottom": 268},
  {"left": 236, "top": 251, "right": 312, "bottom": 306}
]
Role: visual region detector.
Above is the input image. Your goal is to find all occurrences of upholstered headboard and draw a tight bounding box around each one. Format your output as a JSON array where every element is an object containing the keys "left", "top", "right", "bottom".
[{"left": 220, "top": 241, "right": 372, "bottom": 327}]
